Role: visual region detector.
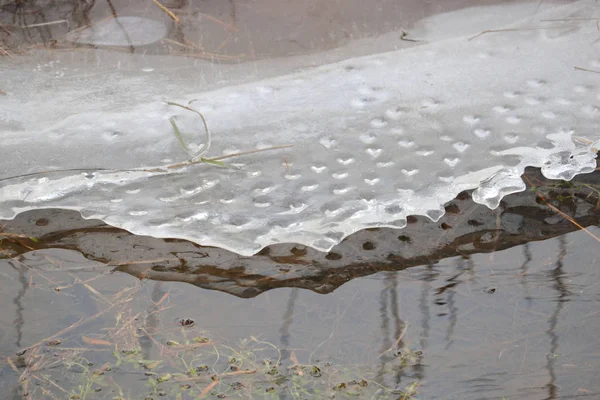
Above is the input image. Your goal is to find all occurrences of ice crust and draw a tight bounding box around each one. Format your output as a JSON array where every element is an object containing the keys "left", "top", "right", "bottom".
[
  {"left": 65, "top": 17, "right": 168, "bottom": 47},
  {"left": 1, "top": 1, "right": 599, "bottom": 255}
]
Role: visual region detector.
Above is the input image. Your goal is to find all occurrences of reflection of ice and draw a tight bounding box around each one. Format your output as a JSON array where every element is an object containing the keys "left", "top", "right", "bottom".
[
  {"left": 66, "top": 17, "right": 167, "bottom": 46},
  {"left": 1, "top": 1, "right": 599, "bottom": 256}
]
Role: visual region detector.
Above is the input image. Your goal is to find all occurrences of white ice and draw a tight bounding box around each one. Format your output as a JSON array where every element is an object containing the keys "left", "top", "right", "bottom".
[{"left": 1, "top": 0, "right": 599, "bottom": 255}]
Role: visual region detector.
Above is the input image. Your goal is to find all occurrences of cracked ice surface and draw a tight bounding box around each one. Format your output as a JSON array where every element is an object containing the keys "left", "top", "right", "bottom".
[{"left": 1, "top": 1, "right": 599, "bottom": 255}]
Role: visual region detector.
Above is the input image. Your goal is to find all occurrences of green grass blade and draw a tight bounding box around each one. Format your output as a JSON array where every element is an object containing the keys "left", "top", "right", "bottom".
[
  {"left": 168, "top": 117, "right": 190, "bottom": 155},
  {"left": 166, "top": 101, "right": 211, "bottom": 161},
  {"left": 199, "top": 158, "right": 226, "bottom": 167}
]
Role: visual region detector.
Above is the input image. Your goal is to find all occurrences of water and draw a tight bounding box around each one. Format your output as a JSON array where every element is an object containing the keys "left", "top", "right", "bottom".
[{"left": 1, "top": 229, "right": 599, "bottom": 399}]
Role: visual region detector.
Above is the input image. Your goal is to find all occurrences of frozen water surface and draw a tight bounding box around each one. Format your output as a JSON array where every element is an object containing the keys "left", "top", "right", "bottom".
[
  {"left": 1, "top": 0, "right": 599, "bottom": 255},
  {"left": 65, "top": 16, "right": 168, "bottom": 46}
]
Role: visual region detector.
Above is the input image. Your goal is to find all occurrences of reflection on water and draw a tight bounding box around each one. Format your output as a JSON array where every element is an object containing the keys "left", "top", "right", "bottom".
[{"left": 1, "top": 227, "right": 599, "bottom": 399}]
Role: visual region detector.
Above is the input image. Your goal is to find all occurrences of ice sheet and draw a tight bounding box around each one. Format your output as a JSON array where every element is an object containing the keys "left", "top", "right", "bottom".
[{"left": 1, "top": 0, "right": 599, "bottom": 255}]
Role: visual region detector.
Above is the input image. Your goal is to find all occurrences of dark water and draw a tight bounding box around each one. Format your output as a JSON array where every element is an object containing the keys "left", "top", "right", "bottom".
[
  {"left": 1, "top": 228, "right": 599, "bottom": 399},
  {"left": 1, "top": 168, "right": 599, "bottom": 399}
]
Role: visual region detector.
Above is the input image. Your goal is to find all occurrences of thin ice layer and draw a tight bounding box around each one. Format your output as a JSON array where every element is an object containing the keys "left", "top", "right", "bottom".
[{"left": 1, "top": 1, "right": 599, "bottom": 255}]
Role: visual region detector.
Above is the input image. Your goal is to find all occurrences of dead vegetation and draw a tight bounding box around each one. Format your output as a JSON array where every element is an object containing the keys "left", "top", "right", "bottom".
[
  {"left": 0, "top": 0, "right": 247, "bottom": 62},
  {"left": 0, "top": 256, "right": 420, "bottom": 399}
]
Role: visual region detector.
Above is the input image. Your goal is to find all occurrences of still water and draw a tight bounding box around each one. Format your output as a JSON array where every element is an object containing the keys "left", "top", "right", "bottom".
[{"left": 1, "top": 219, "right": 599, "bottom": 399}]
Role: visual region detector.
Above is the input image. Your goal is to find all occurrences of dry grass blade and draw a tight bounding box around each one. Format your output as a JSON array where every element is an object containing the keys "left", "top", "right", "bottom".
[
  {"left": 0, "top": 232, "right": 33, "bottom": 239},
  {"left": 111, "top": 257, "right": 177, "bottom": 266},
  {"left": 200, "top": 379, "right": 219, "bottom": 396},
  {"left": 19, "top": 299, "right": 123, "bottom": 353},
  {"left": 575, "top": 66, "right": 600, "bottom": 74},
  {"left": 204, "top": 145, "right": 294, "bottom": 162},
  {"left": 162, "top": 38, "right": 196, "bottom": 49},
  {"left": 177, "top": 369, "right": 257, "bottom": 383},
  {"left": 82, "top": 282, "right": 114, "bottom": 305},
  {"left": 164, "top": 341, "right": 214, "bottom": 352},
  {"left": 522, "top": 174, "right": 600, "bottom": 244},
  {"left": 469, "top": 26, "right": 569, "bottom": 41},
  {"left": 110, "top": 311, "right": 143, "bottom": 338},
  {"left": 545, "top": 203, "right": 600, "bottom": 243},
  {"left": 198, "top": 12, "right": 238, "bottom": 32},
  {"left": 81, "top": 336, "right": 113, "bottom": 346},
  {"left": 290, "top": 351, "right": 303, "bottom": 376},
  {"left": 19, "top": 20, "right": 67, "bottom": 29},
  {"left": 185, "top": 51, "right": 245, "bottom": 61},
  {"left": 33, "top": 374, "right": 69, "bottom": 394},
  {"left": 151, "top": 0, "right": 180, "bottom": 23},
  {"left": 6, "top": 357, "right": 20, "bottom": 374},
  {"left": 541, "top": 17, "right": 600, "bottom": 31},
  {"left": 0, "top": 45, "right": 13, "bottom": 57}
]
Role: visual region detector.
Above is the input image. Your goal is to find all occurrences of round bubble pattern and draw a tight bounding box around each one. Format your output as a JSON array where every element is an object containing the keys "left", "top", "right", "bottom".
[{"left": 1, "top": 1, "right": 599, "bottom": 255}]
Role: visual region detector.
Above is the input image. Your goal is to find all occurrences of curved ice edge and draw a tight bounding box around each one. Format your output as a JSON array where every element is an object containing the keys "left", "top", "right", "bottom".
[{"left": 2, "top": 141, "right": 597, "bottom": 257}]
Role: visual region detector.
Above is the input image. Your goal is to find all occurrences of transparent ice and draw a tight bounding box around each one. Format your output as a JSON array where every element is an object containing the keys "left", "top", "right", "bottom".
[{"left": 1, "top": 0, "right": 599, "bottom": 255}]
